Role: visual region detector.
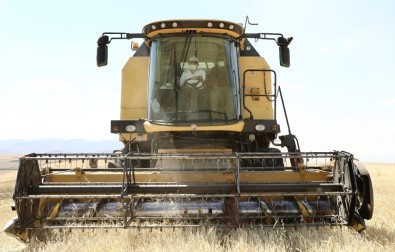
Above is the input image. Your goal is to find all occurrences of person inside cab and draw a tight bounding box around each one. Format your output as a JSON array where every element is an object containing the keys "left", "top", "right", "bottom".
[
  {"left": 180, "top": 56, "right": 206, "bottom": 89},
  {"left": 177, "top": 56, "right": 207, "bottom": 119}
]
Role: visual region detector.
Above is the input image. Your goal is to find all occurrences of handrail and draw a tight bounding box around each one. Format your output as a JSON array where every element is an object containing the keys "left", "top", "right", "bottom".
[{"left": 242, "top": 69, "right": 277, "bottom": 119}]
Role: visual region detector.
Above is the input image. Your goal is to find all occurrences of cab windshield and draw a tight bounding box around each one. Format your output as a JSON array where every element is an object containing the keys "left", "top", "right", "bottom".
[{"left": 148, "top": 34, "right": 240, "bottom": 125}]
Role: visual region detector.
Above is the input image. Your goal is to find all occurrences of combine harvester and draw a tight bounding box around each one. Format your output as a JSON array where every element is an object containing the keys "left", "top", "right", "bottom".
[{"left": 4, "top": 19, "right": 373, "bottom": 242}]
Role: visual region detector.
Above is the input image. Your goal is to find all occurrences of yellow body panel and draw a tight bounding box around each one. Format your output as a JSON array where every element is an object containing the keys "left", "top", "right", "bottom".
[
  {"left": 121, "top": 57, "right": 149, "bottom": 117},
  {"left": 119, "top": 56, "right": 149, "bottom": 141},
  {"left": 157, "top": 148, "right": 232, "bottom": 153},
  {"left": 143, "top": 121, "right": 245, "bottom": 133},
  {"left": 239, "top": 56, "right": 274, "bottom": 120},
  {"left": 44, "top": 170, "right": 331, "bottom": 183}
]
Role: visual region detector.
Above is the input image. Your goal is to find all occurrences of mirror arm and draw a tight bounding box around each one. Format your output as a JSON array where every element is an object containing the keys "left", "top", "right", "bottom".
[
  {"left": 96, "top": 33, "right": 146, "bottom": 67},
  {"left": 242, "top": 33, "right": 283, "bottom": 41},
  {"left": 240, "top": 33, "right": 293, "bottom": 68},
  {"left": 100, "top": 32, "right": 145, "bottom": 44}
]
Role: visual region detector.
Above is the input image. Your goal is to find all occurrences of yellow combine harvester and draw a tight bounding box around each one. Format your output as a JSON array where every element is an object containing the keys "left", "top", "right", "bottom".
[{"left": 4, "top": 19, "right": 373, "bottom": 242}]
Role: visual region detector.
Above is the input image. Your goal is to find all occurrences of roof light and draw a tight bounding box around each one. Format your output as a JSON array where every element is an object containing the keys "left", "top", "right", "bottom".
[
  {"left": 229, "top": 24, "right": 234, "bottom": 30},
  {"left": 255, "top": 124, "right": 266, "bottom": 132},
  {"left": 219, "top": 22, "right": 224, "bottom": 28},
  {"left": 172, "top": 22, "right": 178, "bottom": 28},
  {"left": 151, "top": 25, "right": 156, "bottom": 30},
  {"left": 160, "top": 22, "right": 166, "bottom": 28},
  {"left": 207, "top": 22, "right": 213, "bottom": 28},
  {"left": 131, "top": 41, "right": 139, "bottom": 51}
]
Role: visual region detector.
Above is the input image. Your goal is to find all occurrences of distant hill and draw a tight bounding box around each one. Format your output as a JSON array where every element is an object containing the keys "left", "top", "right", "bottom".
[{"left": 0, "top": 139, "right": 124, "bottom": 154}]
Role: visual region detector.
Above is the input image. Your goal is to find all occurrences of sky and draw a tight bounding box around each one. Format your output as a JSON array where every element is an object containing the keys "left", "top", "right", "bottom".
[{"left": 0, "top": 0, "right": 394, "bottom": 162}]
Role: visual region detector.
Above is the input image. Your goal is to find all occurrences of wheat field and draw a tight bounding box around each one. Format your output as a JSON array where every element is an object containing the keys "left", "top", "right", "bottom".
[{"left": 0, "top": 156, "right": 394, "bottom": 251}]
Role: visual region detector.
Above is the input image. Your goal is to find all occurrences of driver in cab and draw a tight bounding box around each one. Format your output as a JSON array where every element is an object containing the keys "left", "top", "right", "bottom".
[{"left": 180, "top": 56, "right": 206, "bottom": 89}]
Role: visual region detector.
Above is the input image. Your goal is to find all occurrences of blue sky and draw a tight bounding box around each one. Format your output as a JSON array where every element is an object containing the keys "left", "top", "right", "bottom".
[{"left": 1, "top": 0, "right": 394, "bottom": 162}]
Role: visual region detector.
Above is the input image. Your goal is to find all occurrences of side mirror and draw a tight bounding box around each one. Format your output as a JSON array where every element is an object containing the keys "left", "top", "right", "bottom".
[
  {"left": 277, "top": 37, "right": 291, "bottom": 68},
  {"left": 97, "top": 45, "right": 108, "bottom": 67},
  {"left": 279, "top": 46, "right": 290, "bottom": 67},
  {"left": 97, "top": 35, "right": 109, "bottom": 67}
]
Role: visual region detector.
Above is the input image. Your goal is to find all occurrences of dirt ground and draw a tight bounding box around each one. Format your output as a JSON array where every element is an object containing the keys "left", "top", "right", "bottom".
[{"left": 0, "top": 154, "right": 19, "bottom": 173}]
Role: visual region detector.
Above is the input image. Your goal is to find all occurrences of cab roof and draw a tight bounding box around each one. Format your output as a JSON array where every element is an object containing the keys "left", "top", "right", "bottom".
[{"left": 142, "top": 19, "right": 244, "bottom": 39}]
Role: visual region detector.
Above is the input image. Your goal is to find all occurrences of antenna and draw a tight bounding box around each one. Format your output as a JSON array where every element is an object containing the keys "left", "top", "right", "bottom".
[{"left": 244, "top": 16, "right": 258, "bottom": 32}]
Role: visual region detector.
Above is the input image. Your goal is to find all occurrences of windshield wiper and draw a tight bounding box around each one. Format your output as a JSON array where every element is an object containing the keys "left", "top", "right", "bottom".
[
  {"left": 176, "top": 30, "right": 195, "bottom": 86},
  {"left": 174, "top": 30, "right": 195, "bottom": 121}
]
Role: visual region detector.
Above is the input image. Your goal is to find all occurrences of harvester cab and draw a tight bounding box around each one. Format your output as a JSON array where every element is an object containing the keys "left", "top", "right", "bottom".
[
  {"left": 4, "top": 19, "right": 373, "bottom": 242},
  {"left": 99, "top": 20, "right": 298, "bottom": 163}
]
